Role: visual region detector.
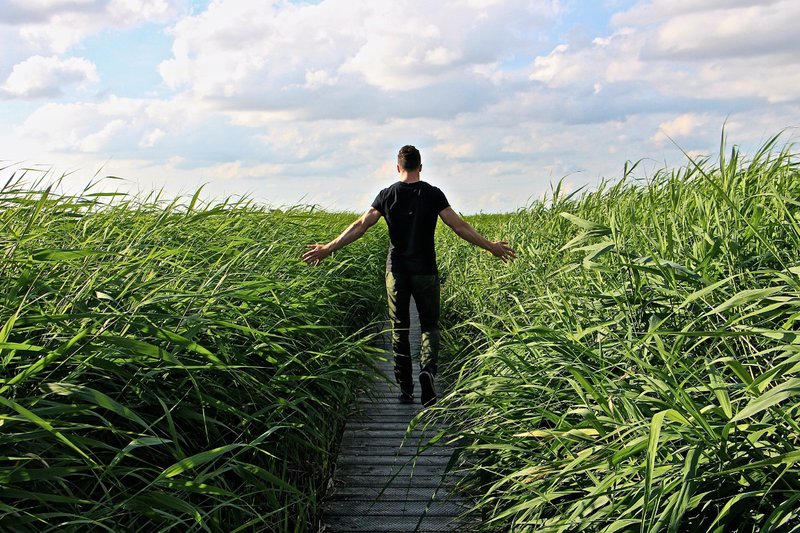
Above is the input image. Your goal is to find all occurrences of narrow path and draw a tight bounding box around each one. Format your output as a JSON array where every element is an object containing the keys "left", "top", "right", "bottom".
[{"left": 320, "top": 301, "right": 475, "bottom": 533}]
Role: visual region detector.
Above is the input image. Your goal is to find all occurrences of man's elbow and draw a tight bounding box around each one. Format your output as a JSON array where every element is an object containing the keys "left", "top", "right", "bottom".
[
  {"left": 353, "top": 219, "right": 370, "bottom": 237},
  {"left": 451, "top": 221, "right": 469, "bottom": 238}
]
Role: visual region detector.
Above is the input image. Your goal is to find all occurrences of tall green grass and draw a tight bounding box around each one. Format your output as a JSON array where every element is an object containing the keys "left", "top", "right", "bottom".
[
  {"left": 434, "top": 134, "right": 800, "bottom": 531},
  {"left": 5, "top": 133, "right": 798, "bottom": 532},
  {"left": 0, "top": 171, "right": 385, "bottom": 532}
]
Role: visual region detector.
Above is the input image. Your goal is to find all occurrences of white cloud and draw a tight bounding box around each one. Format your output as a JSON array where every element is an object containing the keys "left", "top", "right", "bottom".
[
  {"left": 303, "top": 69, "right": 337, "bottom": 90},
  {"left": 139, "top": 128, "right": 166, "bottom": 148},
  {"left": 7, "top": 0, "right": 179, "bottom": 53},
  {"left": 11, "top": 95, "right": 206, "bottom": 155},
  {"left": 651, "top": 113, "right": 707, "bottom": 144},
  {"left": 613, "top": 0, "right": 786, "bottom": 28},
  {"left": 159, "top": 0, "right": 556, "bottom": 113},
  {"left": 474, "top": 191, "right": 504, "bottom": 211},
  {"left": 531, "top": 0, "right": 800, "bottom": 104},
  {"left": 79, "top": 119, "right": 127, "bottom": 152},
  {"left": 529, "top": 44, "right": 574, "bottom": 86},
  {"left": 432, "top": 142, "right": 475, "bottom": 159},
  {"left": 2, "top": 55, "right": 98, "bottom": 98}
]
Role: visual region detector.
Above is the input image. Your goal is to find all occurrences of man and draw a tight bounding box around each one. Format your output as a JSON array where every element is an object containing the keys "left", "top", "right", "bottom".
[{"left": 303, "top": 145, "right": 515, "bottom": 406}]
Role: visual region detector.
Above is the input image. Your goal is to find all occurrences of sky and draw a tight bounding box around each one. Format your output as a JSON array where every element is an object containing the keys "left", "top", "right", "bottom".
[{"left": 1, "top": 0, "right": 799, "bottom": 213}]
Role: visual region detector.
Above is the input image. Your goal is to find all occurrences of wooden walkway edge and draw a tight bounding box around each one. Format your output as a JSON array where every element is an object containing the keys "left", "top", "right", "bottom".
[{"left": 320, "top": 302, "right": 475, "bottom": 533}]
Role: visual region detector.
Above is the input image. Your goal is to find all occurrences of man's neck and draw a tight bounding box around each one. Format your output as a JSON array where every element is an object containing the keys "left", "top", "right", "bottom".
[{"left": 399, "top": 171, "right": 421, "bottom": 184}]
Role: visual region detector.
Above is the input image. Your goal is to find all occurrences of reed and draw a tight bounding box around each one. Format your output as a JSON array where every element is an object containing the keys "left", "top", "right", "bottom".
[
  {"left": 4, "top": 132, "right": 798, "bottom": 532},
  {"left": 0, "top": 173, "right": 385, "bottom": 532},
  {"left": 434, "top": 134, "right": 800, "bottom": 532}
]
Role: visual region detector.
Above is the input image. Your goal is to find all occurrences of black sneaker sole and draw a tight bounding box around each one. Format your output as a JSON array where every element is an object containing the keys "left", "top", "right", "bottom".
[{"left": 419, "top": 371, "right": 436, "bottom": 407}]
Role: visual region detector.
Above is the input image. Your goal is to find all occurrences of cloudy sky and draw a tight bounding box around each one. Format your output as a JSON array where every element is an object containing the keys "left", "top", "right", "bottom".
[{"left": 1, "top": 0, "right": 799, "bottom": 212}]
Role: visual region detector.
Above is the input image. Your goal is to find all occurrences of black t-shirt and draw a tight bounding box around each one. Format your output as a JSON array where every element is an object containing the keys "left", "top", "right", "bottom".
[{"left": 371, "top": 181, "right": 450, "bottom": 274}]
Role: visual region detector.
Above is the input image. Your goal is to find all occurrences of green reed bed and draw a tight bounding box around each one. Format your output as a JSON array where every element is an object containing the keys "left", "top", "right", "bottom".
[
  {"left": 0, "top": 173, "right": 385, "bottom": 532},
  {"left": 433, "top": 135, "right": 800, "bottom": 532}
]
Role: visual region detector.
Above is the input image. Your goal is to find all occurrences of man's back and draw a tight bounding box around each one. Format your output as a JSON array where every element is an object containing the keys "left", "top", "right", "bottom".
[{"left": 371, "top": 180, "right": 449, "bottom": 275}]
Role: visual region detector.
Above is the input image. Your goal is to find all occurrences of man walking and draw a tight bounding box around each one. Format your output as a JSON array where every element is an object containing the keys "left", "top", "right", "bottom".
[{"left": 303, "top": 145, "right": 515, "bottom": 406}]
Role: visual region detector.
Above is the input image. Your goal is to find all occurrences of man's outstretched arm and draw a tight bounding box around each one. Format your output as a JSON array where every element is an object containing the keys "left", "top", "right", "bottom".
[
  {"left": 439, "top": 207, "right": 516, "bottom": 261},
  {"left": 302, "top": 207, "right": 382, "bottom": 265}
]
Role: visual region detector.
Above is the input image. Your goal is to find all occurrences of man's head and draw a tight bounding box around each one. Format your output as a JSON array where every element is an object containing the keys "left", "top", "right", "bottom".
[{"left": 397, "top": 145, "right": 422, "bottom": 172}]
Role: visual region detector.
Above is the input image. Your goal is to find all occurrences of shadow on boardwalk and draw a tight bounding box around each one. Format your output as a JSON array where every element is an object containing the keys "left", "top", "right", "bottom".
[{"left": 320, "top": 300, "right": 476, "bottom": 533}]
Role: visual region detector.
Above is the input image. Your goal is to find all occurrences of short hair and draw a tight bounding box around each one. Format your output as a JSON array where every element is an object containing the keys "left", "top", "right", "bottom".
[{"left": 397, "top": 145, "right": 421, "bottom": 171}]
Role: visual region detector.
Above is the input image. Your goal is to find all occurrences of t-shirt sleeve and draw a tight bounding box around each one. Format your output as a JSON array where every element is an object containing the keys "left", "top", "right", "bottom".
[
  {"left": 371, "top": 189, "right": 386, "bottom": 215},
  {"left": 434, "top": 187, "right": 450, "bottom": 213}
]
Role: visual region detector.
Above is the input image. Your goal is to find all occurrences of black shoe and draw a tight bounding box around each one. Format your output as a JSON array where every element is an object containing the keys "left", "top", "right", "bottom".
[
  {"left": 419, "top": 370, "right": 437, "bottom": 407},
  {"left": 398, "top": 390, "right": 414, "bottom": 404}
]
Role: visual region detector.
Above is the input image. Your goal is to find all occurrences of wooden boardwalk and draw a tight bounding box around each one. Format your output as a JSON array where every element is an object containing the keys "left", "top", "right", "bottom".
[{"left": 320, "top": 303, "right": 475, "bottom": 533}]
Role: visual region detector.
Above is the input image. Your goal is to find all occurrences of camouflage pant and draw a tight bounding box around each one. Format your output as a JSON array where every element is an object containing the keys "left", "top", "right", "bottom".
[{"left": 385, "top": 272, "right": 440, "bottom": 386}]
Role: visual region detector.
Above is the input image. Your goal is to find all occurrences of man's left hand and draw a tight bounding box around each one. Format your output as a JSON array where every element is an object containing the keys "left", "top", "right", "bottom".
[{"left": 302, "top": 244, "right": 331, "bottom": 265}]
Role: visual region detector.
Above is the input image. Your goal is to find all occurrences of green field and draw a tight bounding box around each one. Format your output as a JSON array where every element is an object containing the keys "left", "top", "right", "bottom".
[
  {"left": 433, "top": 135, "right": 800, "bottom": 532},
  {"left": 2, "top": 135, "right": 799, "bottom": 532},
  {"left": 0, "top": 180, "right": 386, "bottom": 531}
]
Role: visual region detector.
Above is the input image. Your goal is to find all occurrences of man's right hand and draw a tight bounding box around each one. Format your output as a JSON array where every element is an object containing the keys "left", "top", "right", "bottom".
[{"left": 490, "top": 241, "right": 516, "bottom": 262}]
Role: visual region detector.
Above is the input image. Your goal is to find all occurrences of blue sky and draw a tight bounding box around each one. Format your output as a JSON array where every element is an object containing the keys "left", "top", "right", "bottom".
[
  {"left": 79, "top": 25, "right": 171, "bottom": 98},
  {"left": 1, "top": 0, "right": 798, "bottom": 212}
]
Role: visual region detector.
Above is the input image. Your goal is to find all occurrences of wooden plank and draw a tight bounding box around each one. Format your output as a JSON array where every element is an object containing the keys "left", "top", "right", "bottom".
[
  {"left": 344, "top": 415, "right": 432, "bottom": 424},
  {"left": 331, "top": 473, "right": 459, "bottom": 489},
  {"left": 336, "top": 454, "right": 452, "bottom": 468},
  {"left": 343, "top": 421, "right": 420, "bottom": 431},
  {"left": 354, "top": 400, "right": 429, "bottom": 408},
  {"left": 333, "top": 448, "right": 451, "bottom": 460},
  {"left": 337, "top": 440, "right": 437, "bottom": 452},
  {"left": 334, "top": 447, "right": 453, "bottom": 457},
  {"left": 348, "top": 417, "right": 428, "bottom": 424},
  {"left": 353, "top": 404, "right": 422, "bottom": 412},
  {"left": 343, "top": 424, "right": 445, "bottom": 435},
  {"left": 324, "top": 499, "right": 470, "bottom": 517},
  {"left": 341, "top": 432, "right": 434, "bottom": 442},
  {"left": 343, "top": 427, "right": 439, "bottom": 437},
  {"left": 322, "top": 306, "right": 474, "bottom": 532},
  {"left": 346, "top": 411, "right": 427, "bottom": 418},
  {"left": 326, "top": 486, "right": 468, "bottom": 501},
  {"left": 337, "top": 439, "right": 441, "bottom": 454},
  {"left": 345, "top": 412, "right": 424, "bottom": 421},
  {"left": 341, "top": 429, "right": 443, "bottom": 440},
  {"left": 322, "top": 514, "right": 473, "bottom": 532},
  {"left": 341, "top": 424, "right": 444, "bottom": 433},
  {"left": 335, "top": 462, "right": 457, "bottom": 477}
]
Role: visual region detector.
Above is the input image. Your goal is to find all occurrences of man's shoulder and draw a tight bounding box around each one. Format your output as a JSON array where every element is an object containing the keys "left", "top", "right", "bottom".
[
  {"left": 420, "top": 181, "right": 448, "bottom": 204},
  {"left": 377, "top": 181, "right": 404, "bottom": 195},
  {"left": 373, "top": 182, "right": 396, "bottom": 199},
  {"left": 420, "top": 181, "right": 446, "bottom": 194}
]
